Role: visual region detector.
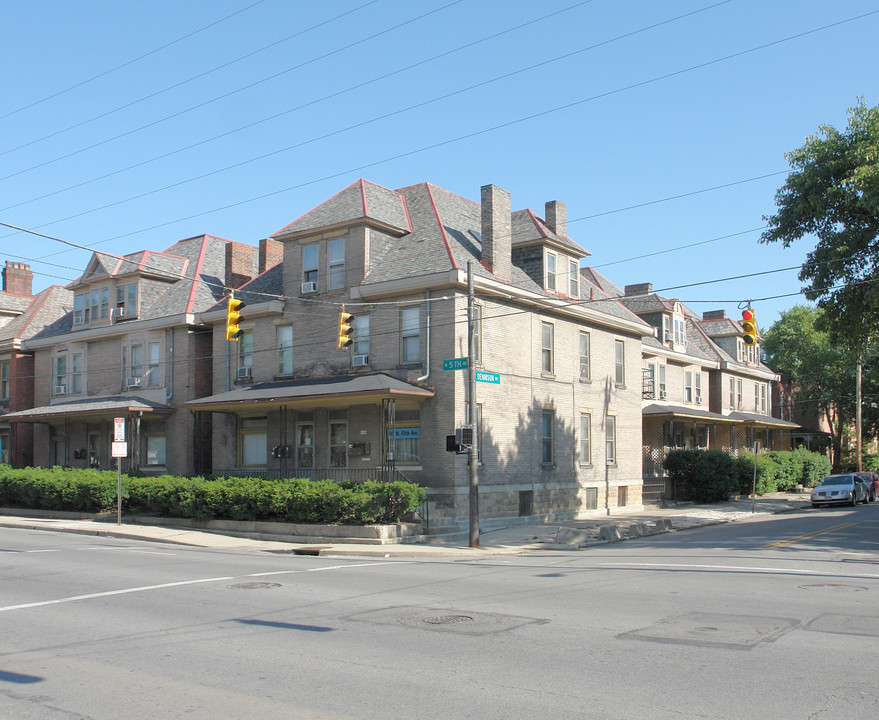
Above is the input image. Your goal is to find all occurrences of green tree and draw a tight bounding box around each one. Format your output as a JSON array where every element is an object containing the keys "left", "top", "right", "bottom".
[
  {"left": 762, "top": 306, "right": 858, "bottom": 468},
  {"left": 762, "top": 99, "right": 879, "bottom": 349}
]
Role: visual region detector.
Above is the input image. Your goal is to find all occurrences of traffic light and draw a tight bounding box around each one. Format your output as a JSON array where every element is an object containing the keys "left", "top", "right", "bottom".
[
  {"left": 226, "top": 296, "right": 246, "bottom": 341},
  {"left": 742, "top": 308, "right": 757, "bottom": 346},
  {"left": 337, "top": 309, "right": 354, "bottom": 348}
]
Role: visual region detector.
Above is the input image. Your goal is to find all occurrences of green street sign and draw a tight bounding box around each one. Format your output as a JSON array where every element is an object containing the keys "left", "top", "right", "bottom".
[
  {"left": 476, "top": 371, "right": 500, "bottom": 384},
  {"left": 443, "top": 358, "right": 468, "bottom": 371}
]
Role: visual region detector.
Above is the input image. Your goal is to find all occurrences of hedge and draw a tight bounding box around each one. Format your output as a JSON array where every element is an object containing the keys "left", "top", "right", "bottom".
[
  {"left": 0, "top": 466, "right": 426, "bottom": 525},
  {"left": 665, "top": 448, "right": 830, "bottom": 503}
]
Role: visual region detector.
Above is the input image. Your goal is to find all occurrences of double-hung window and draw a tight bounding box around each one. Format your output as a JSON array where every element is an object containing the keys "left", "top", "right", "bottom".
[
  {"left": 579, "top": 331, "right": 590, "bottom": 380},
  {"left": 614, "top": 340, "right": 625, "bottom": 385},
  {"left": 0, "top": 359, "right": 9, "bottom": 401},
  {"left": 674, "top": 317, "right": 686, "bottom": 345},
  {"left": 695, "top": 372, "right": 702, "bottom": 403},
  {"left": 130, "top": 344, "right": 143, "bottom": 384},
  {"left": 606, "top": 416, "right": 617, "bottom": 464},
  {"left": 302, "top": 244, "right": 319, "bottom": 284},
  {"left": 760, "top": 383, "right": 767, "bottom": 413},
  {"left": 100, "top": 288, "right": 109, "bottom": 319},
  {"left": 685, "top": 371, "right": 693, "bottom": 403},
  {"left": 54, "top": 354, "right": 67, "bottom": 394},
  {"left": 659, "top": 364, "right": 667, "bottom": 398},
  {"left": 277, "top": 325, "right": 294, "bottom": 376},
  {"left": 541, "top": 410, "right": 554, "bottom": 465},
  {"left": 116, "top": 283, "right": 137, "bottom": 317},
  {"left": 71, "top": 353, "right": 83, "bottom": 394},
  {"left": 328, "top": 238, "right": 345, "bottom": 291},
  {"left": 736, "top": 379, "right": 743, "bottom": 408},
  {"left": 74, "top": 294, "right": 85, "bottom": 324},
  {"left": 353, "top": 314, "right": 369, "bottom": 362},
  {"left": 401, "top": 307, "right": 420, "bottom": 364},
  {"left": 238, "top": 330, "right": 253, "bottom": 376},
  {"left": 545, "top": 252, "right": 557, "bottom": 292},
  {"left": 541, "top": 322, "right": 554, "bottom": 374},
  {"left": 580, "top": 412, "right": 591, "bottom": 465},
  {"left": 729, "top": 378, "right": 735, "bottom": 409},
  {"left": 569, "top": 260, "right": 579, "bottom": 297}
]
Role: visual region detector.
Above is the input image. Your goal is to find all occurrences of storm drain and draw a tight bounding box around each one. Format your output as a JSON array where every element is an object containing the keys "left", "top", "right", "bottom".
[
  {"left": 346, "top": 605, "right": 545, "bottom": 636},
  {"left": 227, "top": 582, "right": 282, "bottom": 590}
]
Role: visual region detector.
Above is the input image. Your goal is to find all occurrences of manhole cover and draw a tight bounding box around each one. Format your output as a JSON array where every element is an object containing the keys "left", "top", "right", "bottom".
[
  {"left": 798, "top": 583, "right": 867, "bottom": 592},
  {"left": 227, "top": 582, "right": 282, "bottom": 590},
  {"left": 423, "top": 615, "right": 474, "bottom": 625}
]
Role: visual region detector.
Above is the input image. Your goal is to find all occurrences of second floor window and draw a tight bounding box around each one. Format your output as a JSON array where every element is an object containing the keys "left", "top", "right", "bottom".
[
  {"left": 737, "top": 379, "right": 743, "bottom": 408},
  {"left": 239, "top": 331, "right": 253, "bottom": 374},
  {"left": 541, "top": 322, "right": 553, "bottom": 374},
  {"left": 579, "top": 331, "right": 590, "bottom": 380},
  {"left": 147, "top": 342, "right": 161, "bottom": 387},
  {"left": 328, "top": 238, "right": 345, "bottom": 290},
  {"left": 685, "top": 371, "right": 693, "bottom": 403},
  {"left": 353, "top": 314, "right": 369, "bottom": 361},
  {"left": 401, "top": 307, "right": 420, "bottom": 364},
  {"left": 606, "top": 416, "right": 616, "bottom": 464},
  {"left": 695, "top": 372, "right": 702, "bottom": 403},
  {"left": 277, "top": 325, "right": 293, "bottom": 376},
  {"left": 71, "top": 353, "right": 83, "bottom": 394},
  {"left": 545, "top": 252, "right": 556, "bottom": 291},
  {"left": 729, "top": 378, "right": 735, "bottom": 408},
  {"left": 303, "top": 244, "right": 318, "bottom": 284},
  {"left": 659, "top": 364, "right": 667, "bottom": 397},
  {"left": 0, "top": 359, "right": 9, "bottom": 401},
  {"left": 569, "top": 260, "right": 579, "bottom": 297},
  {"left": 614, "top": 340, "right": 625, "bottom": 385},
  {"left": 54, "top": 354, "right": 67, "bottom": 393},
  {"left": 130, "top": 344, "right": 143, "bottom": 382}
]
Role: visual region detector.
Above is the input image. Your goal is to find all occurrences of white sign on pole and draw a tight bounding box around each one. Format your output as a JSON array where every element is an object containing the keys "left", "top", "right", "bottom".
[
  {"left": 111, "top": 442, "right": 128, "bottom": 458},
  {"left": 113, "top": 417, "right": 125, "bottom": 442}
]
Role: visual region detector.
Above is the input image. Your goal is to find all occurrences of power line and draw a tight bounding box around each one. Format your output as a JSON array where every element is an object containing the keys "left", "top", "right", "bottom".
[{"left": 0, "top": 0, "right": 271, "bottom": 122}]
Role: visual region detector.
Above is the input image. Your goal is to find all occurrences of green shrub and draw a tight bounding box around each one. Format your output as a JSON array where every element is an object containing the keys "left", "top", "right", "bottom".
[
  {"left": 735, "top": 452, "right": 779, "bottom": 495},
  {"left": 664, "top": 449, "right": 738, "bottom": 503}
]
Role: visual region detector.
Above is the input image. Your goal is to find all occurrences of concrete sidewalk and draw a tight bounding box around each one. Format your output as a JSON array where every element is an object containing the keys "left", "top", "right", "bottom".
[{"left": 0, "top": 493, "right": 813, "bottom": 558}]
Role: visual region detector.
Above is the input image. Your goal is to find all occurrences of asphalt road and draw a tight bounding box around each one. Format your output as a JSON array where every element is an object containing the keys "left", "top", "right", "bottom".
[{"left": 2, "top": 504, "right": 878, "bottom": 719}]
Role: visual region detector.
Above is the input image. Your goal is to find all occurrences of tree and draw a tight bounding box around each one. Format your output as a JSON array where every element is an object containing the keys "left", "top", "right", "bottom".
[
  {"left": 762, "top": 99, "right": 879, "bottom": 349},
  {"left": 762, "top": 306, "right": 855, "bottom": 468}
]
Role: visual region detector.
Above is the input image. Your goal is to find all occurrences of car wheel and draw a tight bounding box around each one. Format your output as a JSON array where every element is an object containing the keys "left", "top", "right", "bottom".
[
  {"left": 851, "top": 495, "right": 858, "bottom": 506},
  {"left": 811, "top": 503, "right": 821, "bottom": 509}
]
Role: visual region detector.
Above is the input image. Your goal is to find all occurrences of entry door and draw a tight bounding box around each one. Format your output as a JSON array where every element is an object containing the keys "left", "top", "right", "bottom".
[{"left": 330, "top": 422, "right": 347, "bottom": 469}]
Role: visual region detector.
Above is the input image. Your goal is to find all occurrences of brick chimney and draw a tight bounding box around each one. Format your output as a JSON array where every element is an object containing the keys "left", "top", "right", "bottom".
[
  {"left": 480, "top": 184, "right": 512, "bottom": 278},
  {"left": 259, "top": 238, "right": 283, "bottom": 275},
  {"left": 225, "top": 242, "right": 254, "bottom": 290},
  {"left": 545, "top": 200, "right": 567, "bottom": 238},
  {"left": 2, "top": 261, "right": 33, "bottom": 297},
  {"left": 624, "top": 282, "right": 652, "bottom": 296},
  {"left": 702, "top": 310, "right": 727, "bottom": 320}
]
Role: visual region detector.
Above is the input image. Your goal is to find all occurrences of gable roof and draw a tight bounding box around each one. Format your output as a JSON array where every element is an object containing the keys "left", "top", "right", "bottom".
[{"left": 0, "top": 285, "right": 72, "bottom": 347}]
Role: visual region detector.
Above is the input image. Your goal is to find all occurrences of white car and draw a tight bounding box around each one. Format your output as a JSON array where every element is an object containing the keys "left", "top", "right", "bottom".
[{"left": 811, "top": 474, "right": 870, "bottom": 507}]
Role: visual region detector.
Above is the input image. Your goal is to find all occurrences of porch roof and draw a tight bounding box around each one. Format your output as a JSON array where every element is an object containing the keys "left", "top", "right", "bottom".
[
  {"left": 643, "top": 403, "right": 800, "bottom": 429},
  {"left": 2, "top": 396, "right": 174, "bottom": 423},
  {"left": 727, "top": 411, "right": 800, "bottom": 428},
  {"left": 183, "top": 372, "right": 435, "bottom": 413}
]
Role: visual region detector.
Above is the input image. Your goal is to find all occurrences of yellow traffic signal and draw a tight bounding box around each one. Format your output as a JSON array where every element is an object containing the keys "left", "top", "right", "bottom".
[
  {"left": 742, "top": 308, "right": 757, "bottom": 346},
  {"left": 337, "top": 310, "right": 354, "bottom": 349},
  {"left": 226, "top": 296, "right": 246, "bottom": 341}
]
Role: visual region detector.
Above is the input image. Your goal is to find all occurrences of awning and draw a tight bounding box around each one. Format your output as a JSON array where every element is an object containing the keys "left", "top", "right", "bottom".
[
  {"left": 183, "top": 372, "right": 435, "bottom": 413},
  {"left": 2, "top": 396, "right": 174, "bottom": 423}
]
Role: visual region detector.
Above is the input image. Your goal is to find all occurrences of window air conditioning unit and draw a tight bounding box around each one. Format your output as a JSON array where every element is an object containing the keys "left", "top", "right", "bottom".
[
  {"left": 301, "top": 281, "right": 318, "bottom": 294},
  {"left": 127, "top": 377, "right": 143, "bottom": 388},
  {"left": 55, "top": 385, "right": 67, "bottom": 395},
  {"left": 72, "top": 316, "right": 83, "bottom": 326},
  {"left": 237, "top": 366, "right": 252, "bottom": 379},
  {"left": 737, "top": 402, "right": 743, "bottom": 409},
  {"left": 659, "top": 390, "right": 667, "bottom": 399},
  {"left": 113, "top": 307, "right": 125, "bottom": 320},
  {"left": 352, "top": 354, "right": 368, "bottom": 367},
  {"left": 664, "top": 332, "right": 673, "bottom": 341},
  {"left": 695, "top": 395, "right": 702, "bottom": 405},
  {"left": 455, "top": 425, "right": 474, "bottom": 448}
]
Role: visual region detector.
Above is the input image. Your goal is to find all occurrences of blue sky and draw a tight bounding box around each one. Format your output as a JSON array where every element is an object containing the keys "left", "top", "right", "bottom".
[{"left": 2, "top": 0, "right": 877, "bottom": 331}]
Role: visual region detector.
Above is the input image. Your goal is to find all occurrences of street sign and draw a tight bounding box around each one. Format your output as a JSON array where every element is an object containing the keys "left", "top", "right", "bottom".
[
  {"left": 442, "top": 358, "right": 468, "bottom": 371},
  {"left": 475, "top": 371, "right": 500, "bottom": 384},
  {"left": 111, "top": 442, "right": 128, "bottom": 458},
  {"left": 113, "top": 417, "right": 125, "bottom": 442}
]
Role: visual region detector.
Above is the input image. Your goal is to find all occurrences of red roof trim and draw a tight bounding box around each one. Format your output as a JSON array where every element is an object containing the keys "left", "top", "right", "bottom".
[
  {"left": 425, "top": 183, "right": 458, "bottom": 271},
  {"left": 185, "top": 235, "right": 210, "bottom": 315}
]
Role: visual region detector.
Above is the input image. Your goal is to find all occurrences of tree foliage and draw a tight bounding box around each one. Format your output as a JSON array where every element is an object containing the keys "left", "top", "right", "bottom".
[{"left": 762, "top": 99, "right": 879, "bottom": 348}]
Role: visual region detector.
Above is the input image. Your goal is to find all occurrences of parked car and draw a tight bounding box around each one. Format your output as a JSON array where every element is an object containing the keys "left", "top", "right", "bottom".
[
  {"left": 810, "top": 474, "right": 869, "bottom": 507},
  {"left": 854, "top": 472, "right": 879, "bottom": 502}
]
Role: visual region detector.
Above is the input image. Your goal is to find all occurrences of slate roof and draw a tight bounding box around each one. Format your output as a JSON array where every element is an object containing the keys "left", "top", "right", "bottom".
[
  {"left": 0, "top": 285, "right": 72, "bottom": 345},
  {"left": 0, "top": 292, "right": 32, "bottom": 314},
  {"left": 206, "top": 262, "right": 284, "bottom": 311}
]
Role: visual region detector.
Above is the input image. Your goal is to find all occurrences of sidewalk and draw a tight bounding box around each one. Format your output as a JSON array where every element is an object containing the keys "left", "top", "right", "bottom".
[{"left": 0, "top": 493, "right": 812, "bottom": 558}]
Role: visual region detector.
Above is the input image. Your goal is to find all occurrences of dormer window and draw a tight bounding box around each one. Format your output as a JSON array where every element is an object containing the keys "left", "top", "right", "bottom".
[
  {"left": 328, "top": 238, "right": 345, "bottom": 291},
  {"left": 116, "top": 283, "right": 137, "bottom": 318},
  {"left": 674, "top": 317, "right": 686, "bottom": 345},
  {"left": 569, "top": 259, "right": 579, "bottom": 297},
  {"left": 545, "top": 251, "right": 556, "bottom": 292},
  {"left": 303, "top": 244, "right": 318, "bottom": 284}
]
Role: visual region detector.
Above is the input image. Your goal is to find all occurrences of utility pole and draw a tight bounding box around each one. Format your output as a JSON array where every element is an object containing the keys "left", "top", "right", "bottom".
[
  {"left": 467, "top": 261, "right": 479, "bottom": 548},
  {"left": 856, "top": 360, "right": 863, "bottom": 471}
]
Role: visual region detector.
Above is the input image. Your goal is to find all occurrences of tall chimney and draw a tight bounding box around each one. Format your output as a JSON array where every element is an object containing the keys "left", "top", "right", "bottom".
[
  {"left": 259, "top": 238, "right": 283, "bottom": 275},
  {"left": 545, "top": 200, "right": 567, "bottom": 238},
  {"left": 624, "top": 283, "right": 653, "bottom": 296},
  {"left": 480, "top": 184, "right": 512, "bottom": 278},
  {"left": 225, "top": 242, "right": 254, "bottom": 290},
  {"left": 2, "top": 261, "right": 33, "bottom": 297}
]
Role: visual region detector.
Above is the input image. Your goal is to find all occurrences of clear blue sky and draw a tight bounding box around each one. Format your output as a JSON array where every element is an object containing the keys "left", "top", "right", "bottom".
[{"left": 2, "top": 0, "right": 877, "bottom": 331}]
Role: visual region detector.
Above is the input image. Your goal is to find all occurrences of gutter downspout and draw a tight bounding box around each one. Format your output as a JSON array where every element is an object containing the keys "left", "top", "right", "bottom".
[{"left": 417, "top": 289, "right": 431, "bottom": 383}]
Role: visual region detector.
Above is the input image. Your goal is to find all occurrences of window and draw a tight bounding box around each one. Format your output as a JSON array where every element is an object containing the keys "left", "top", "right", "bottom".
[
  {"left": 729, "top": 377, "right": 735, "bottom": 409},
  {"left": 685, "top": 371, "right": 693, "bottom": 403},
  {"left": 644, "top": 363, "right": 655, "bottom": 398},
  {"left": 328, "top": 238, "right": 345, "bottom": 290},
  {"left": 545, "top": 252, "right": 556, "bottom": 291},
  {"left": 54, "top": 354, "right": 67, "bottom": 393},
  {"left": 143, "top": 420, "right": 166, "bottom": 466},
  {"left": 617, "top": 485, "right": 628, "bottom": 507},
  {"left": 472, "top": 305, "right": 482, "bottom": 364},
  {"left": 401, "top": 307, "right": 420, "bottom": 364},
  {"left": 737, "top": 379, "right": 743, "bottom": 408},
  {"left": 296, "top": 423, "right": 314, "bottom": 469},
  {"left": 541, "top": 410, "right": 554, "bottom": 465},
  {"left": 614, "top": 340, "right": 625, "bottom": 385},
  {"left": 695, "top": 372, "right": 702, "bottom": 403},
  {"left": 239, "top": 416, "right": 267, "bottom": 466},
  {"left": 674, "top": 317, "right": 686, "bottom": 345},
  {"left": 352, "top": 314, "right": 369, "bottom": 361},
  {"left": 238, "top": 330, "right": 253, "bottom": 375},
  {"left": 74, "top": 294, "right": 84, "bottom": 324},
  {"left": 147, "top": 342, "right": 161, "bottom": 387},
  {"left": 116, "top": 283, "right": 137, "bottom": 317},
  {"left": 580, "top": 413, "right": 591, "bottom": 465},
  {"left": 330, "top": 421, "right": 347, "bottom": 469},
  {"left": 130, "top": 344, "right": 143, "bottom": 382},
  {"left": 754, "top": 383, "right": 760, "bottom": 412},
  {"left": 662, "top": 315, "right": 671, "bottom": 342},
  {"left": 579, "top": 331, "right": 590, "bottom": 380},
  {"left": 100, "top": 288, "right": 109, "bottom": 319},
  {"left": 0, "top": 360, "right": 8, "bottom": 401},
  {"left": 303, "top": 244, "right": 318, "bottom": 284},
  {"left": 584, "top": 487, "right": 598, "bottom": 510},
  {"left": 606, "top": 416, "right": 617, "bottom": 464},
  {"left": 569, "top": 259, "right": 579, "bottom": 297},
  {"left": 760, "top": 383, "right": 767, "bottom": 414},
  {"left": 277, "top": 325, "right": 294, "bottom": 376},
  {"left": 71, "top": 353, "right": 83, "bottom": 394},
  {"left": 541, "top": 322, "right": 553, "bottom": 374},
  {"left": 392, "top": 409, "right": 421, "bottom": 464},
  {"left": 659, "top": 364, "right": 667, "bottom": 397},
  {"left": 90, "top": 290, "right": 99, "bottom": 323}
]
